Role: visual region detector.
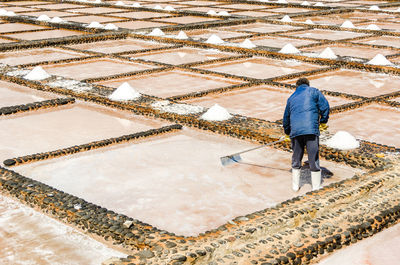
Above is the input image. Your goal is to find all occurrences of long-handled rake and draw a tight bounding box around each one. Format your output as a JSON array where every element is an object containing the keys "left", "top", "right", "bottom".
[{"left": 220, "top": 138, "right": 285, "bottom": 166}]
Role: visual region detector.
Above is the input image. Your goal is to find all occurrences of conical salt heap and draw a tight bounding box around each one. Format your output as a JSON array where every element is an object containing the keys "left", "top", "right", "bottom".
[
  {"left": 132, "top": 3, "right": 141, "bottom": 7},
  {"left": 104, "top": 23, "right": 118, "bottom": 30},
  {"left": 314, "top": 2, "right": 324, "bottom": 6},
  {"left": 87, "top": 21, "right": 103, "bottom": 28},
  {"left": 218, "top": 11, "right": 230, "bottom": 16},
  {"left": 201, "top": 104, "right": 232, "bottom": 121},
  {"left": 109, "top": 82, "right": 141, "bottom": 101},
  {"left": 164, "top": 6, "right": 175, "bottom": 11},
  {"left": 281, "top": 15, "right": 292, "bottom": 22},
  {"left": 340, "top": 20, "right": 355, "bottom": 28},
  {"left": 37, "top": 14, "right": 51, "bottom": 21},
  {"left": 277, "top": 0, "right": 287, "bottom": 3},
  {"left": 366, "top": 24, "right": 381, "bottom": 30},
  {"left": 305, "top": 19, "right": 314, "bottom": 25},
  {"left": 318, "top": 47, "right": 338, "bottom": 59},
  {"left": 50, "top": 17, "right": 63, "bottom": 23},
  {"left": 24, "top": 66, "right": 51, "bottom": 80},
  {"left": 324, "top": 131, "right": 359, "bottom": 150},
  {"left": 176, "top": 31, "right": 188, "bottom": 39},
  {"left": 115, "top": 1, "right": 125, "bottom": 5},
  {"left": 149, "top": 28, "right": 165, "bottom": 36},
  {"left": 301, "top": 1, "right": 310, "bottom": 6},
  {"left": 207, "top": 10, "right": 217, "bottom": 16},
  {"left": 369, "top": 5, "right": 380, "bottom": 11},
  {"left": 206, "top": 34, "right": 224, "bottom": 44},
  {"left": 239, "top": 39, "right": 256, "bottom": 48},
  {"left": 279, "top": 43, "right": 300, "bottom": 54},
  {"left": 368, "top": 54, "right": 392, "bottom": 66},
  {"left": 153, "top": 5, "right": 163, "bottom": 10},
  {"left": 0, "top": 9, "right": 7, "bottom": 15}
]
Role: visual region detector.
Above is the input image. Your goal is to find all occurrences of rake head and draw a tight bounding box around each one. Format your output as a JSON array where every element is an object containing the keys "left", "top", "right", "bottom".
[{"left": 220, "top": 154, "right": 242, "bottom": 166}]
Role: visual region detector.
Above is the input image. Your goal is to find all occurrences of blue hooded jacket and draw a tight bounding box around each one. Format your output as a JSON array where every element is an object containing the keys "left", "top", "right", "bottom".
[{"left": 283, "top": 84, "right": 330, "bottom": 138}]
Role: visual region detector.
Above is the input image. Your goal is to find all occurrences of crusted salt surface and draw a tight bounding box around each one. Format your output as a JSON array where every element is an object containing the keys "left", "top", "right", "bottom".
[
  {"left": 368, "top": 54, "right": 392, "bottom": 66},
  {"left": 369, "top": 5, "right": 380, "bottom": 11},
  {"left": 365, "top": 24, "right": 381, "bottom": 30},
  {"left": 176, "top": 30, "right": 188, "bottom": 40},
  {"left": 151, "top": 100, "right": 204, "bottom": 115},
  {"left": 301, "top": 1, "right": 310, "bottom": 6},
  {"left": 305, "top": 19, "right": 314, "bottom": 25},
  {"left": 218, "top": 11, "right": 230, "bottom": 16},
  {"left": 87, "top": 21, "right": 103, "bottom": 28},
  {"left": 324, "top": 131, "right": 360, "bottom": 150},
  {"left": 37, "top": 14, "right": 51, "bottom": 21},
  {"left": 149, "top": 28, "right": 165, "bottom": 36},
  {"left": 281, "top": 15, "right": 292, "bottom": 22},
  {"left": 50, "top": 17, "right": 63, "bottom": 23},
  {"left": 109, "top": 82, "right": 141, "bottom": 101},
  {"left": 164, "top": 6, "right": 175, "bottom": 11},
  {"left": 206, "top": 34, "right": 224, "bottom": 44},
  {"left": 6, "top": 68, "right": 30, "bottom": 77},
  {"left": 24, "top": 66, "right": 51, "bottom": 80},
  {"left": 201, "top": 104, "right": 232, "bottom": 121},
  {"left": 341, "top": 20, "right": 355, "bottom": 28},
  {"left": 319, "top": 47, "right": 338, "bottom": 59},
  {"left": 207, "top": 10, "right": 217, "bottom": 16},
  {"left": 280, "top": 43, "right": 300, "bottom": 54},
  {"left": 240, "top": 39, "right": 256, "bottom": 48},
  {"left": 104, "top": 23, "right": 118, "bottom": 30},
  {"left": 47, "top": 78, "right": 92, "bottom": 92}
]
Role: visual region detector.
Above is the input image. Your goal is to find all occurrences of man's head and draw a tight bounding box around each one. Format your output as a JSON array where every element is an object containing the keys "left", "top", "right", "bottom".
[{"left": 296, "top": 77, "right": 310, "bottom": 87}]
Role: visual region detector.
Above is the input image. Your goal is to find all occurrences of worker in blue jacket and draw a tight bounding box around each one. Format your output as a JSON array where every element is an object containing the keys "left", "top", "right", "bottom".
[{"left": 283, "top": 78, "right": 330, "bottom": 191}]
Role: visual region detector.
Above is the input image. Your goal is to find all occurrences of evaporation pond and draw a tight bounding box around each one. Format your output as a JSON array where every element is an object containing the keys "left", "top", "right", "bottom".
[
  {"left": 15, "top": 128, "right": 361, "bottom": 236},
  {"left": 0, "top": 194, "right": 125, "bottom": 265},
  {"left": 0, "top": 101, "right": 168, "bottom": 161}
]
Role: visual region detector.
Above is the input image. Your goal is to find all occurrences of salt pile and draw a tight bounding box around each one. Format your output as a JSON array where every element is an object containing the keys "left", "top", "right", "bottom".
[
  {"left": 164, "top": 6, "right": 175, "bottom": 11},
  {"left": 148, "top": 28, "right": 165, "bottom": 36},
  {"left": 305, "top": 19, "right": 314, "bottom": 25},
  {"left": 37, "top": 14, "right": 51, "bottom": 21},
  {"left": 207, "top": 10, "right": 217, "bottom": 16},
  {"left": 239, "top": 39, "right": 256, "bottom": 48},
  {"left": 104, "top": 23, "right": 118, "bottom": 30},
  {"left": 314, "top": 2, "right": 324, "bottom": 6},
  {"left": 24, "top": 66, "right": 51, "bottom": 81},
  {"left": 218, "top": 11, "right": 230, "bottom": 16},
  {"left": 301, "top": 1, "right": 310, "bottom": 6},
  {"left": 367, "top": 54, "right": 392, "bottom": 66},
  {"left": 324, "top": 131, "right": 359, "bottom": 150},
  {"left": 5, "top": 11, "right": 16, "bottom": 16},
  {"left": 341, "top": 20, "right": 355, "bottom": 28},
  {"left": 279, "top": 43, "right": 300, "bottom": 54},
  {"left": 318, "top": 47, "right": 338, "bottom": 59},
  {"left": 206, "top": 34, "right": 224, "bottom": 44},
  {"left": 0, "top": 9, "right": 7, "bottom": 15},
  {"left": 115, "top": 1, "right": 125, "bottom": 5},
  {"left": 93, "top": 0, "right": 101, "bottom": 3},
  {"left": 154, "top": 5, "right": 163, "bottom": 10},
  {"left": 132, "top": 3, "right": 141, "bottom": 7},
  {"left": 366, "top": 24, "right": 381, "bottom": 30},
  {"left": 50, "top": 17, "right": 63, "bottom": 23},
  {"left": 397, "top": 8, "right": 400, "bottom": 12},
  {"left": 201, "top": 104, "right": 232, "bottom": 121},
  {"left": 281, "top": 15, "right": 292, "bottom": 22},
  {"left": 277, "top": 0, "right": 287, "bottom": 3},
  {"left": 369, "top": 5, "right": 380, "bottom": 11},
  {"left": 176, "top": 31, "right": 188, "bottom": 40},
  {"left": 87, "top": 21, "right": 103, "bottom": 28},
  {"left": 109, "top": 82, "right": 141, "bottom": 101}
]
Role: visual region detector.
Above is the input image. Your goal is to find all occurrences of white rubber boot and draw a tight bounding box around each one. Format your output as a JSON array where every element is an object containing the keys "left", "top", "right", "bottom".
[
  {"left": 292, "top": 168, "right": 301, "bottom": 192},
  {"left": 311, "top": 171, "right": 321, "bottom": 191}
]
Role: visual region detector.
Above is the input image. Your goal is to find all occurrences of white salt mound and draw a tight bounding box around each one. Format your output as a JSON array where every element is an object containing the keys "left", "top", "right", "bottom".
[
  {"left": 305, "top": 19, "right": 314, "bottom": 25},
  {"left": 218, "top": 11, "right": 230, "bottom": 16},
  {"left": 281, "top": 15, "right": 292, "bottom": 22},
  {"left": 369, "top": 5, "right": 380, "bottom": 11},
  {"left": 366, "top": 24, "right": 381, "bottom": 30},
  {"left": 301, "top": 1, "right": 310, "bottom": 6},
  {"left": 132, "top": 3, "right": 141, "bottom": 7},
  {"left": 87, "top": 21, "right": 103, "bottom": 28},
  {"left": 201, "top": 104, "right": 232, "bottom": 121},
  {"left": 279, "top": 43, "right": 300, "bottom": 54},
  {"left": 24, "top": 66, "right": 51, "bottom": 80},
  {"left": 0, "top": 9, "right": 7, "bottom": 15},
  {"left": 37, "top": 14, "right": 51, "bottom": 21},
  {"left": 93, "top": 0, "right": 101, "bottom": 3},
  {"left": 50, "top": 17, "right": 63, "bottom": 23},
  {"left": 277, "top": 0, "right": 287, "bottom": 3},
  {"left": 6, "top": 11, "right": 16, "bottom": 16},
  {"left": 206, "top": 34, "right": 224, "bottom": 44},
  {"left": 104, "top": 23, "right": 118, "bottom": 30},
  {"left": 207, "top": 10, "right": 217, "bottom": 16},
  {"left": 115, "top": 1, "right": 124, "bottom": 5},
  {"left": 149, "top": 28, "right": 165, "bottom": 36},
  {"left": 340, "top": 20, "right": 355, "bottom": 28},
  {"left": 176, "top": 31, "right": 188, "bottom": 40},
  {"left": 109, "top": 82, "right": 141, "bottom": 101},
  {"left": 368, "top": 54, "right": 392, "bottom": 66},
  {"left": 318, "top": 47, "right": 337, "bottom": 59},
  {"left": 397, "top": 8, "right": 400, "bottom": 12},
  {"left": 324, "top": 131, "right": 359, "bottom": 150},
  {"left": 314, "top": 2, "right": 324, "bottom": 6},
  {"left": 164, "top": 6, "right": 175, "bottom": 11},
  {"left": 240, "top": 39, "right": 256, "bottom": 48},
  {"left": 154, "top": 5, "right": 163, "bottom": 10}
]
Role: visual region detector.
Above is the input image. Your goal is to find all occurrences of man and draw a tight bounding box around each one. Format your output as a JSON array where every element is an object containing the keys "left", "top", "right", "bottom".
[{"left": 283, "top": 77, "right": 330, "bottom": 191}]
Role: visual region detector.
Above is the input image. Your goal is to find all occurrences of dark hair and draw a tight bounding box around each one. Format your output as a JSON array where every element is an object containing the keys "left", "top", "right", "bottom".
[{"left": 296, "top": 77, "right": 310, "bottom": 87}]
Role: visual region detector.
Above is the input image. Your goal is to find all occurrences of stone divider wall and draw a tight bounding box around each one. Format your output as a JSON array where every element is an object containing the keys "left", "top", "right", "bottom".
[{"left": 0, "top": 97, "right": 74, "bottom": 116}]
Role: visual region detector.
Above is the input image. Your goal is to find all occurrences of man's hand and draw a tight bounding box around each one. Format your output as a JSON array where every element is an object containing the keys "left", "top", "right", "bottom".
[
  {"left": 319, "top": 123, "right": 328, "bottom": 132},
  {"left": 283, "top": 134, "right": 291, "bottom": 142}
]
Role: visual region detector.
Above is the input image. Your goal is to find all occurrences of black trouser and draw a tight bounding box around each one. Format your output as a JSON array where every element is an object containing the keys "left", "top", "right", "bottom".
[{"left": 291, "top": 134, "right": 320, "bottom": 172}]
